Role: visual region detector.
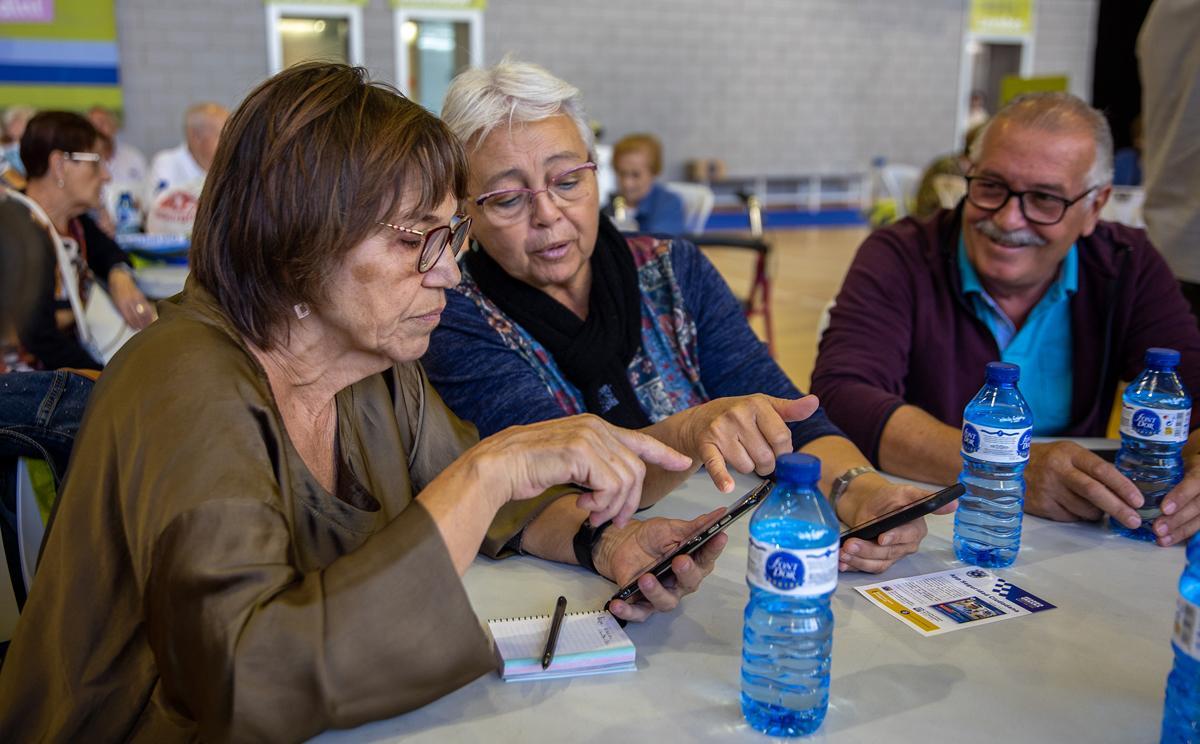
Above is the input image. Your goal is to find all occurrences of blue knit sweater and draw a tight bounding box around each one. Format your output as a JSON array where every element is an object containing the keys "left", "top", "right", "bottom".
[{"left": 422, "top": 235, "right": 843, "bottom": 450}]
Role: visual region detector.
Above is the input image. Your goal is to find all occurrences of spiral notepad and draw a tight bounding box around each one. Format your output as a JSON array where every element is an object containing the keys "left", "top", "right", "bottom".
[{"left": 487, "top": 609, "right": 636, "bottom": 682}]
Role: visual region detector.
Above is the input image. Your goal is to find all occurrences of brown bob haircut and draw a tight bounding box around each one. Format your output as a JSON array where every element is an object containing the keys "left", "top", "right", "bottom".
[
  {"left": 613, "top": 133, "right": 663, "bottom": 175},
  {"left": 20, "top": 111, "right": 99, "bottom": 180},
  {"left": 190, "top": 62, "right": 469, "bottom": 349}
]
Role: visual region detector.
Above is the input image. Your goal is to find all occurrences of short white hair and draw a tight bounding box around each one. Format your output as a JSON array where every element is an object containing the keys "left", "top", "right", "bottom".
[
  {"left": 441, "top": 56, "right": 594, "bottom": 155},
  {"left": 184, "top": 102, "right": 228, "bottom": 136},
  {"left": 969, "top": 92, "right": 1114, "bottom": 200}
]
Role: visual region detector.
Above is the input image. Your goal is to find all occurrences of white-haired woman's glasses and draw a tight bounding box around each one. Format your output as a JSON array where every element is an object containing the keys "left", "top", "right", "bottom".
[{"left": 472, "top": 161, "right": 597, "bottom": 225}]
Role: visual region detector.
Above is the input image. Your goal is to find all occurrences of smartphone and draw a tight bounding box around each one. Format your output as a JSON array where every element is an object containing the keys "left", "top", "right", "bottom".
[
  {"left": 839, "top": 482, "right": 964, "bottom": 544},
  {"left": 607, "top": 478, "right": 774, "bottom": 608}
]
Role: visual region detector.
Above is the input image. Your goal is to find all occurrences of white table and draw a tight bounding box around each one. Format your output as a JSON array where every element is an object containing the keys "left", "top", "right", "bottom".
[{"left": 315, "top": 468, "right": 1181, "bottom": 743}]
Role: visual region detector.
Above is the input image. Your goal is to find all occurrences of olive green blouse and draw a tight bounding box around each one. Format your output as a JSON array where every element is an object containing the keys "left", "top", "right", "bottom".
[{"left": 0, "top": 282, "right": 563, "bottom": 741}]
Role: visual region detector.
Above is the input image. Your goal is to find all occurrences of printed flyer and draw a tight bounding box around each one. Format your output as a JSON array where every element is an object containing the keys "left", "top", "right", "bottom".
[{"left": 854, "top": 567, "right": 1056, "bottom": 636}]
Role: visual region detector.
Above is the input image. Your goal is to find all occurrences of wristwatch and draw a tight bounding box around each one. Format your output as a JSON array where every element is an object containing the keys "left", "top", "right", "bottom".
[
  {"left": 573, "top": 517, "right": 613, "bottom": 574},
  {"left": 829, "top": 465, "right": 877, "bottom": 505}
]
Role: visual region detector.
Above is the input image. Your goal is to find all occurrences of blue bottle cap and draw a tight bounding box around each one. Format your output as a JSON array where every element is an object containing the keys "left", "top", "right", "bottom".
[
  {"left": 985, "top": 361, "right": 1020, "bottom": 384},
  {"left": 774, "top": 452, "right": 820, "bottom": 484},
  {"left": 1145, "top": 347, "right": 1180, "bottom": 369}
]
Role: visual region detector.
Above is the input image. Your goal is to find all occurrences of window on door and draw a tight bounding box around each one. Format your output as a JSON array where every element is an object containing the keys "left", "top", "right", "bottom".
[
  {"left": 394, "top": 10, "right": 482, "bottom": 113},
  {"left": 266, "top": 3, "right": 365, "bottom": 74}
]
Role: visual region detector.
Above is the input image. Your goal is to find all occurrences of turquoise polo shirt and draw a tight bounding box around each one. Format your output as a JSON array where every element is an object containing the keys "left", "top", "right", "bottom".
[{"left": 958, "top": 235, "right": 1077, "bottom": 435}]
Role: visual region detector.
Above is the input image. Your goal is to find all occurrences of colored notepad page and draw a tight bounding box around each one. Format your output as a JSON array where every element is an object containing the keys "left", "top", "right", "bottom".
[{"left": 487, "top": 610, "right": 636, "bottom": 682}]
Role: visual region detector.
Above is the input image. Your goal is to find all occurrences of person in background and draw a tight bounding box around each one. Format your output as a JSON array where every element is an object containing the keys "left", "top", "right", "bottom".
[
  {"left": 426, "top": 58, "right": 947, "bottom": 576},
  {"left": 0, "top": 63, "right": 724, "bottom": 741},
  {"left": 1138, "top": 0, "right": 1200, "bottom": 322},
  {"left": 0, "top": 192, "right": 47, "bottom": 371},
  {"left": 88, "top": 104, "right": 148, "bottom": 221},
  {"left": 1, "top": 105, "right": 36, "bottom": 189},
  {"left": 967, "top": 89, "right": 990, "bottom": 130},
  {"left": 913, "top": 124, "right": 985, "bottom": 219},
  {"left": 145, "top": 101, "right": 228, "bottom": 202},
  {"left": 1112, "top": 115, "right": 1143, "bottom": 187},
  {"left": 87, "top": 105, "right": 147, "bottom": 187},
  {"left": 0, "top": 194, "right": 95, "bottom": 530},
  {"left": 812, "top": 92, "right": 1200, "bottom": 547},
  {"left": 610, "top": 133, "right": 686, "bottom": 235},
  {"left": 16, "top": 111, "right": 155, "bottom": 370}
]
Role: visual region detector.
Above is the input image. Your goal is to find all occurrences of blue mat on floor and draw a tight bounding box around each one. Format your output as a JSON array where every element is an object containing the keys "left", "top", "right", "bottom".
[{"left": 704, "top": 208, "right": 865, "bottom": 231}]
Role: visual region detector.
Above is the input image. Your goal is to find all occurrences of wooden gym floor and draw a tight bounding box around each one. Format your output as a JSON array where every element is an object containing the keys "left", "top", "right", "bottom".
[{"left": 702, "top": 226, "right": 868, "bottom": 392}]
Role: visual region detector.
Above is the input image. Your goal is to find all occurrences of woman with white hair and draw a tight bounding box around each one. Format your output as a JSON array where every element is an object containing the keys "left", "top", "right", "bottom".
[{"left": 424, "top": 58, "right": 951, "bottom": 576}]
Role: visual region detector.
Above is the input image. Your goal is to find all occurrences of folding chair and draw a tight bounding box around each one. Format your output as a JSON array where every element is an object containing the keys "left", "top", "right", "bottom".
[{"left": 663, "top": 181, "right": 716, "bottom": 235}]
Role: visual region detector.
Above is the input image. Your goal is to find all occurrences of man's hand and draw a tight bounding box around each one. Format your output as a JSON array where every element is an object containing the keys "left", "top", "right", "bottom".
[
  {"left": 1152, "top": 457, "right": 1200, "bottom": 546},
  {"left": 1025, "top": 441, "right": 1142, "bottom": 528},
  {"left": 836, "top": 475, "right": 954, "bottom": 573},
  {"left": 679, "top": 394, "right": 820, "bottom": 493},
  {"left": 596, "top": 508, "right": 728, "bottom": 623}
]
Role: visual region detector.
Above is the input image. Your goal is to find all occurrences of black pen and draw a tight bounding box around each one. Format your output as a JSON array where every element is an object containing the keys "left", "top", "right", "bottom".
[{"left": 541, "top": 595, "right": 568, "bottom": 669}]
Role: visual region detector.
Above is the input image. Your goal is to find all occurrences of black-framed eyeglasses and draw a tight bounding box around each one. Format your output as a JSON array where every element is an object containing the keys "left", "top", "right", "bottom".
[
  {"left": 964, "top": 176, "right": 1096, "bottom": 226},
  {"left": 472, "top": 162, "right": 597, "bottom": 225},
  {"left": 377, "top": 214, "right": 472, "bottom": 273}
]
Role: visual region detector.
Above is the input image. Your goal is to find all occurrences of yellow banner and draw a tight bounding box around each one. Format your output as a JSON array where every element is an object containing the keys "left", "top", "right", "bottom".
[
  {"left": 970, "top": 0, "right": 1034, "bottom": 36},
  {"left": 1000, "top": 74, "right": 1068, "bottom": 105},
  {"left": 0, "top": 84, "right": 120, "bottom": 109},
  {"left": 866, "top": 588, "right": 939, "bottom": 632}
]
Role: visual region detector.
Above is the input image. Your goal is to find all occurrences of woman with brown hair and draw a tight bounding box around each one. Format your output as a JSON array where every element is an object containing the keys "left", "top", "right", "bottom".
[
  {"left": 0, "top": 63, "right": 722, "bottom": 741},
  {"left": 14, "top": 111, "right": 154, "bottom": 369}
]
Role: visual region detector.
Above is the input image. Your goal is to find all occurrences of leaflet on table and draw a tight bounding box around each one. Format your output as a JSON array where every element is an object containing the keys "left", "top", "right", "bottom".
[{"left": 854, "top": 567, "right": 1055, "bottom": 636}]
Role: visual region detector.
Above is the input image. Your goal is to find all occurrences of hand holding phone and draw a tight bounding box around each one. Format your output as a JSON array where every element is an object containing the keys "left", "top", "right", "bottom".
[
  {"left": 607, "top": 479, "right": 773, "bottom": 611},
  {"left": 839, "top": 482, "right": 963, "bottom": 544}
]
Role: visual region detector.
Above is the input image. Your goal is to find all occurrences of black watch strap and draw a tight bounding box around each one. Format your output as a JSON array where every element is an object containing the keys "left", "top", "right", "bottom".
[{"left": 572, "top": 517, "right": 613, "bottom": 574}]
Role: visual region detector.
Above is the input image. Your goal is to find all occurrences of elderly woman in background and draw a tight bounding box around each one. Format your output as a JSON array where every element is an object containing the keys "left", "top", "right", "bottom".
[
  {"left": 0, "top": 63, "right": 727, "bottom": 741},
  {"left": 14, "top": 111, "right": 154, "bottom": 369},
  {"left": 610, "top": 132, "right": 686, "bottom": 234},
  {"left": 424, "top": 59, "right": 951, "bottom": 575}
]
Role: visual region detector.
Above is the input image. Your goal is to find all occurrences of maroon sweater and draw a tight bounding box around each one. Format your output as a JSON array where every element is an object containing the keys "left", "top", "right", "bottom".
[{"left": 812, "top": 207, "right": 1200, "bottom": 464}]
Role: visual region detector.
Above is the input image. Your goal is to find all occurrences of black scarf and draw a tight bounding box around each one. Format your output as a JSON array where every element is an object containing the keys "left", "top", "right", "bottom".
[{"left": 465, "top": 215, "right": 651, "bottom": 428}]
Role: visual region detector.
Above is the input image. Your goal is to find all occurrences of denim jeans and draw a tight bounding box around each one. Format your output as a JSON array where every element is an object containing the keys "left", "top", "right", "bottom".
[{"left": 0, "top": 370, "right": 94, "bottom": 486}]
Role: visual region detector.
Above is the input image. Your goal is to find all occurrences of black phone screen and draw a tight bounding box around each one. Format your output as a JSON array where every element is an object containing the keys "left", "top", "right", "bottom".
[
  {"left": 607, "top": 479, "right": 773, "bottom": 608},
  {"left": 838, "top": 482, "right": 964, "bottom": 544}
]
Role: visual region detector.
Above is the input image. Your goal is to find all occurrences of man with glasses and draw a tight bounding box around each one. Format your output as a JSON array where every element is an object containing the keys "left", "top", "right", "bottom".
[{"left": 813, "top": 92, "right": 1200, "bottom": 547}]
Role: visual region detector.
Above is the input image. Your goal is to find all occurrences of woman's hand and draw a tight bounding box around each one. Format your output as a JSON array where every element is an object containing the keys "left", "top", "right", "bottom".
[
  {"left": 836, "top": 475, "right": 955, "bottom": 573},
  {"left": 678, "top": 394, "right": 819, "bottom": 493},
  {"left": 472, "top": 414, "right": 692, "bottom": 528},
  {"left": 596, "top": 507, "right": 728, "bottom": 623},
  {"left": 107, "top": 267, "right": 157, "bottom": 329}
]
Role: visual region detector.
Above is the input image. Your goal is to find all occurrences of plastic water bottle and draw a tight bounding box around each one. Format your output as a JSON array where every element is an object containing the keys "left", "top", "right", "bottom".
[
  {"left": 1162, "top": 537, "right": 1200, "bottom": 742},
  {"left": 1112, "top": 348, "right": 1191, "bottom": 541},
  {"left": 115, "top": 191, "right": 140, "bottom": 235},
  {"left": 741, "top": 453, "right": 839, "bottom": 737},
  {"left": 954, "top": 362, "right": 1033, "bottom": 568}
]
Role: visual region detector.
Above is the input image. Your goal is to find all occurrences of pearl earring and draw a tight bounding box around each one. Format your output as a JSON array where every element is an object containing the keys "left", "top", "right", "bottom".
[
  {"left": 56, "top": 178, "right": 64, "bottom": 189},
  {"left": 293, "top": 302, "right": 310, "bottom": 320}
]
